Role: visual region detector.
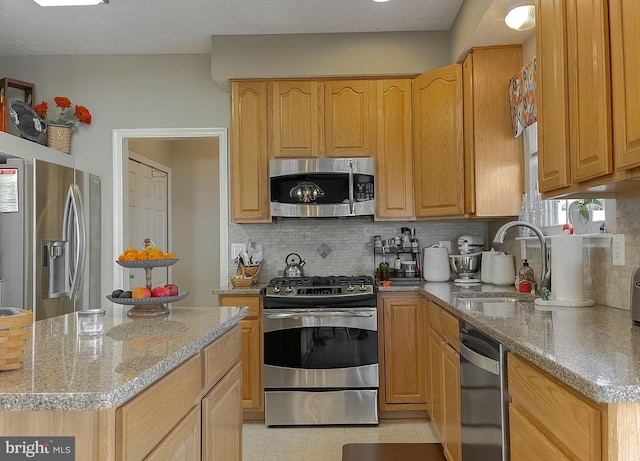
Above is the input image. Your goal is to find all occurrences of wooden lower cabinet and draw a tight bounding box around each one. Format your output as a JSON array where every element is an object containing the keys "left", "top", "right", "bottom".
[
  {"left": 218, "top": 294, "right": 263, "bottom": 416},
  {"left": 379, "top": 293, "right": 427, "bottom": 412},
  {"left": 144, "top": 406, "right": 201, "bottom": 461},
  {"left": 429, "top": 301, "right": 461, "bottom": 461},
  {"left": 508, "top": 353, "right": 601, "bottom": 461},
  {"left": 202, "top": 363, "right": 243, "bottom": 461}
]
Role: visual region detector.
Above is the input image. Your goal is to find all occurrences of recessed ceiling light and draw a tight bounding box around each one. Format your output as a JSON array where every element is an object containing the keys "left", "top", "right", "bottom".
[
  {"left": 372, "top": 0, "right": 390, "bottom": 3},
  {"left": 33, "top": 0, "right": 107, "bottom": 6},
  {"left": 505, "top": 5, "right": 535, "bottom": 31}
]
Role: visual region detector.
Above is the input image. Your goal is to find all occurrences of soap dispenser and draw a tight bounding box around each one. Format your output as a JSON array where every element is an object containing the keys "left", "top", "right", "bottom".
[{"left": 631, "top": 267, "right": 640, "bottom": 325}]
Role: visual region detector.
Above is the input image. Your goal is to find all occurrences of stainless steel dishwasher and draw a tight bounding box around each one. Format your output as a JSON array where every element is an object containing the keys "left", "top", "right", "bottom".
[{"left": 459, "top": 320, "right": 509, "bottom": 461}]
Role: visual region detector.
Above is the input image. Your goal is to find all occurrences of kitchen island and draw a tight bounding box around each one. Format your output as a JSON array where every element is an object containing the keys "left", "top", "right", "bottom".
[{"left": 0, "top": 305, "right": 248, "bottom": 460}]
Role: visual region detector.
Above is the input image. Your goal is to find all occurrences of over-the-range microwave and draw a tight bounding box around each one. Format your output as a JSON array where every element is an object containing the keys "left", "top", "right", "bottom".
[{"left": 269, "top": 157, "right": 375, "bottom": 218}]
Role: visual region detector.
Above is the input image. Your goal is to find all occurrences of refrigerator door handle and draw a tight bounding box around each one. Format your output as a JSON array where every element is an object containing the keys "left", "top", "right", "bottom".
[{"left": 63, "top": 185, "right": 87, "bottom": 301}]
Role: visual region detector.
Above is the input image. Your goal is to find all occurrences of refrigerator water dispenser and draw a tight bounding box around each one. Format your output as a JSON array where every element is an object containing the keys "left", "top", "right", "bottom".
[{"left": 42, "top": 240, "right": 69, "bottom": 299}]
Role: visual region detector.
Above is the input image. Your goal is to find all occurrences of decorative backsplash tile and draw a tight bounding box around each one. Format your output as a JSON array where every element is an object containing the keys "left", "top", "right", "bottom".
[{"left": 228, "top": 194, "right": 640, "bottom": 311}]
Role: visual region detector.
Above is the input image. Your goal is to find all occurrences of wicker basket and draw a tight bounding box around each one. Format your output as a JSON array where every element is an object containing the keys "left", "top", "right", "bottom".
[
  {"left": 231, "top": 264, "right": 261, "bottom": 287},
  {"left": 47, "top": 124, "right": 71, "bottom": 153},
  {"left": 0, "top": 308, "right": 33, "bottom": 371}
]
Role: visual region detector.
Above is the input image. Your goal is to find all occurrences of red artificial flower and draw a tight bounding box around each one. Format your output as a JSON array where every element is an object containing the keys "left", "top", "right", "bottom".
[
  {"left": 33, "top": 101, "right": 48, "bottom": 118},
  {"left": 74, "top": 105, "right": 92, "bottom": 125},
  {"left": 54, "top": 97, "right": 72, "bottom": 109}
]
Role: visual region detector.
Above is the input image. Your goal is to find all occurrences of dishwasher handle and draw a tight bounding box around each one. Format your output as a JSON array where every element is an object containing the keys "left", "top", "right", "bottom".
[{"left": 460, "top": 342, "right": 500, "bottom": 376}]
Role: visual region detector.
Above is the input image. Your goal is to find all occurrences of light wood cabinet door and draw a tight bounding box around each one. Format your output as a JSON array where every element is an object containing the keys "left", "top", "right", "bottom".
[
  {"left": 202, "top": 363, "right": 243, "bottom": 461},
  {"left": 443, "top": 343, "right": 461, "bottom": 461},
  {"left": 218, "top": 295, "right": 262, "bottom": 412},
  {"left": 240, "top": 319, "right": 262, "bottom": 410},
  {"left": 324, "top": 80, "right": 375, "bottom": 157},
  {"left": 144, "top": 407, "right": 200, "bottom": 461},
  {"left": 566, "top": 0, "right": 613, "bottom": 183},
  {"left": 509, "top": 404, "right": 571, "bottom": 461},
  {"left": 375, "top": 79, "right": 414, "bottom": 221},
  {"left": 429, "top": 327, "right": 444, "bottom": 439},
  {"left": 413, "top": 65, "right": 465, "bottom": 218},
  {"left": 508, "top": 354, "right": 601, "bottom": 461},
  {"left": 464, "top": 47, "right": 524, "bottom": 217},
  {"left": 610, "top": 0, "right": 640, "bottom": 170},
  {"left": 272, "top": 80, "right": 322, "bottom": 158},
  {"left": 536, "top": 0, "right": 571, "bottom": 192},
  {"left": 230, "top": 80, "right": 270, "bottom": 222},
  {"left": 381, "top": 294, "right": 426, "bottom": 408}
]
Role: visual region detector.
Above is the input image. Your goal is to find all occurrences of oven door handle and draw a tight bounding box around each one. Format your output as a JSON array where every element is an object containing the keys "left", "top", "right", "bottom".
[{"left": 265, "top": 311, "right": 374, "bottom": 319}]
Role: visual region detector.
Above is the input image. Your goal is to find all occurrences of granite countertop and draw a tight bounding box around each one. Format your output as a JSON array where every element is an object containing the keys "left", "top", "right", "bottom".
[
  {"left": 380, "top": 281, "right": 640, "bottom": 404},
  {"left": 0, "top": 306, "right": 248, "bottom": 411}
]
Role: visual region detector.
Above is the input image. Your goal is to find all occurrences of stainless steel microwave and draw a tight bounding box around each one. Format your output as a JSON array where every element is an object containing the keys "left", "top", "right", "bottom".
[{"left": 269, "top": 157, "right": 375, "bottom": 218}]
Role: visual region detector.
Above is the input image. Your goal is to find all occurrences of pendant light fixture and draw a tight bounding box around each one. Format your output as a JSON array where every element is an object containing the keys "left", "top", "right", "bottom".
[
  {"left": 505, "top": 5, "right": 535, "bottom": 31},
  {"left": 33, "top": 0, "right": 108, "bottom": 6}
]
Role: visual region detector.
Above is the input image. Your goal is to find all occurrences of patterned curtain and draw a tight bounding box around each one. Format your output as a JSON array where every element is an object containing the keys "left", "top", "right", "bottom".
[{"left": 509, "top": 57, "right": 537, "bottom": 137}]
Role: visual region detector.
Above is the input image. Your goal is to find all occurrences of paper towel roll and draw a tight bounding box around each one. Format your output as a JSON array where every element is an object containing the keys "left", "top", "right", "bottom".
[{"left": 551, "top": 235, "right": 584, "bottom": 302}]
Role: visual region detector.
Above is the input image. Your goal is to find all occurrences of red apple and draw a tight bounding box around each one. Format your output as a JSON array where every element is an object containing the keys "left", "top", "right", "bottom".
[
  {"left": 164, "top": 283, "right": 179, "bottom": 296},
  {"left": 151, "top": 286, "right": 171, "bottom": 297}
]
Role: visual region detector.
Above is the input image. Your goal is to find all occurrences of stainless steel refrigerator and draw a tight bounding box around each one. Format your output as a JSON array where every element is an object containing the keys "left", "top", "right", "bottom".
[{"left": 0, "top": 157, "right": 101, "bottom": 320}]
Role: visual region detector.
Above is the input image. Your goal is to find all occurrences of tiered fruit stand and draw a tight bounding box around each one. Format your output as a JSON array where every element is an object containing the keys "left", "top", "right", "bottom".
[{"left": 107, "top": 259, "right": 189, "bottom": 318}]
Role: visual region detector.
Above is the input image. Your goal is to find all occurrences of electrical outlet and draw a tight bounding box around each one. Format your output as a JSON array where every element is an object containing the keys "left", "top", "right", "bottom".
[
  {"left": 439, "top": 240, "right": 452, "bottom": 254},
  {"left": 613, "top": 234, "right": 625, "bottom": 266},
  {"left": 231, "top": 243, "right": 245, "bottom": 260}
]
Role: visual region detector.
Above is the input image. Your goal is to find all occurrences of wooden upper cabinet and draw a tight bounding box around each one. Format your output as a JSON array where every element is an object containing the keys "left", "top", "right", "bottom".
[
  {"left": 464, "top": 46, "right": 524, "bottom": 217},
  {"left": 271, "top": 80, "right": 322, "bottom": 158},
  {"left": 537, "top": 0, "right": 612, "bottom": 193},
  {"left": 324, "top": 80, "right": 375, "bottom": 157},
  {"left": 375, "top": 79, "right": 414, "bottom": 221},
  {"left": 610, "top": 0, "right": 640, "bottom": 171},
  {"left": 413, "top": 65, "right": 465, "bottom": 218},
  {"left": 566, "top": 0, "right": 613, "bottom": 182},
  {"left": 536, "top": 0, "right": 571, "bottom": 192},
  {"left": 230, "top": 81, "right": 271, "bottom": 223}
]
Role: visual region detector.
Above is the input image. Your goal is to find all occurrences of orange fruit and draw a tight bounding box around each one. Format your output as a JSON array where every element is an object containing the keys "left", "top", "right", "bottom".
[
  {"left": 117, "top": 254, "right": 125, "bottom": 261},
  {"left": 135, "top": 251, "right": 148, "bottom": 260},
  {"left": 163, "top": 253, "right": 175, "bottom": 259},
  {"left": 124, "top": 247, "right": 138, "bottom": 255},
  {"left": 147, "top": 252, "right": 161, "bottom": 260},
  {"left": 124, "top": 253, "right": 136, "bottom": 261},
  {"left": 132, "top": 287, "right": 151, "bottom": 298}
]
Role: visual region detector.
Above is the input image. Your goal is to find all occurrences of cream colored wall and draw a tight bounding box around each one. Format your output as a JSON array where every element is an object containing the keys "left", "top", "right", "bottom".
[
  {"left": 210, "top": 31, "right": 452, "bottom": 89},
  {"left": 170, "top": 138, "right": 220, "bottom": 306},
  {"left": 128, "top": 139, "right": 172, "bottom": 165},
  {"left": 0, "top": 54, "right": 228, "bottom": 303},
  {"left": 449, "top": 0, "right": 494, "bottom": 62}
]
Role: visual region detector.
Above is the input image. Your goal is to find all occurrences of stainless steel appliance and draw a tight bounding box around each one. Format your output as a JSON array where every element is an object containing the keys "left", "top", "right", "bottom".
[
  {"left": 262, "top": 275, "right": 379, "bottom": 426},
  {"left": 459, "top": 319, "right": 509, "bottom": 461},
  {"left": 269, "top": 157, "right": 375, "bottom": 218},
  {"left": 0, "top": 158, "right": 101, "bottom": 320}
]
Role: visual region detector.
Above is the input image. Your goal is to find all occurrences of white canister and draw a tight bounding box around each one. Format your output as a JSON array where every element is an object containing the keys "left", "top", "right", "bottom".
[
  {"left": 480, "top": 249, "right": 501, "bottom": 284},
  {"left": 422, "top": 246, "right": 450, "bottom": 282},
  {"left": 492, "top": 254, "right": 516, "bottom": 286}
]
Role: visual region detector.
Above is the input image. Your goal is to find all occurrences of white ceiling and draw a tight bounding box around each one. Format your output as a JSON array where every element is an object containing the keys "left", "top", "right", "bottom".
[{"left": 0, "top": 0, "right": 533, "bottom": 57}]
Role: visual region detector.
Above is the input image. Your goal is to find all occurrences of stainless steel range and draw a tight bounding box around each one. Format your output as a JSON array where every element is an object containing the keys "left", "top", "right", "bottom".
[{"left": 262, "top": 275, "right": 379, "bottom": 426}]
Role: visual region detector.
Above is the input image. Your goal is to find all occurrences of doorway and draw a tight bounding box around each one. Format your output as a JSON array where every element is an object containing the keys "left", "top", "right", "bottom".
[{"left": 112, "top": 128, "right": 229, "bottom": 304}]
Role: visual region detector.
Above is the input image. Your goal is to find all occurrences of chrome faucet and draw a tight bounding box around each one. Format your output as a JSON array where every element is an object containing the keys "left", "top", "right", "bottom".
[{"left": 493, "top": 221, "right": 550, "bottom": 292}]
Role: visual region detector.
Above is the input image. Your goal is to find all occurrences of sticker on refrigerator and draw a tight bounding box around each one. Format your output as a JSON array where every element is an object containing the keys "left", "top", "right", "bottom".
[{"left": 0, "top": 168, "right": 19, "bottom": 213}]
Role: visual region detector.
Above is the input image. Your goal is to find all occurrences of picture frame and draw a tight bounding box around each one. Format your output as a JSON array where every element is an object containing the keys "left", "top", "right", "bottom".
[{"left": 0, "top": 78, "right": 36, "bottom": 136}]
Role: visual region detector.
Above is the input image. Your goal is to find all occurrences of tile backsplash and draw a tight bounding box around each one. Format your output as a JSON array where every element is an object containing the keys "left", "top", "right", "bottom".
[
  {"left": 229, "top": 218, "right": 488, "bottom": 282},
  {"left": 228, "top": 193, "right": 640, "bottom": 311}
]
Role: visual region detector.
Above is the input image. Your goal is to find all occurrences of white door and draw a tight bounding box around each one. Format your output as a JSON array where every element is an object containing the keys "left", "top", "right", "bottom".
[{"left": 128, "top": 156, "right": 170, "bottom": 290}]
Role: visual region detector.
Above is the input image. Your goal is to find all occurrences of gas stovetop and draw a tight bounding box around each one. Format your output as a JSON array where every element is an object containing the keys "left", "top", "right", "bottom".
[{"left": 262, "top": 276, "right": 377, "bottom": 307}]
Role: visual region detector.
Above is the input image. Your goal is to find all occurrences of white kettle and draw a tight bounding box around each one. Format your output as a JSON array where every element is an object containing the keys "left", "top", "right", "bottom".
[{"left": 422, "top": 245, "right": 450, "bottom": 282}]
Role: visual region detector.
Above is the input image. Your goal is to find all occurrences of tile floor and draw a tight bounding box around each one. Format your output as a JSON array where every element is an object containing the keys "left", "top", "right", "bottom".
[{"left": 243, "top": 420, "right": 440, "bottom": 461}]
